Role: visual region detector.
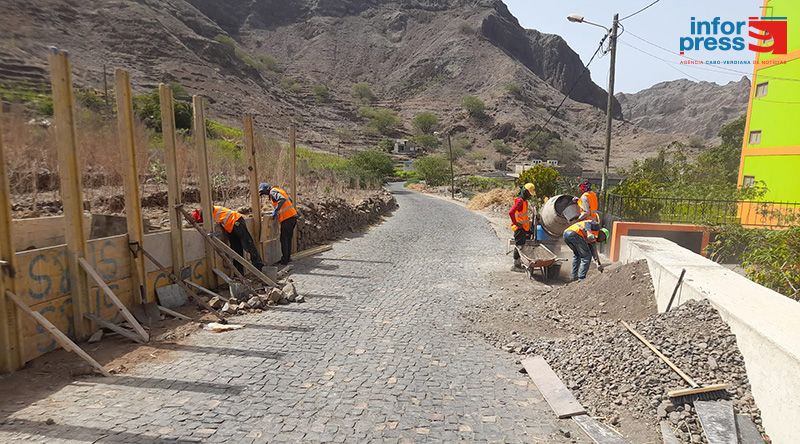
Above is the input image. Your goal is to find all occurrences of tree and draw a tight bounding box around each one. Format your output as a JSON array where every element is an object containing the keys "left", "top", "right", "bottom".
[
  {"left": 352, "top": 82, "right": 377, "bottom": 104},
  {"left": 133, "top": 85, "right": 192, "bottom": 132},
  {"left": 546, "top": 140, "right": 580, "bottom": 166},
  {"left": 347, "top": 150, "right": 395, "bottom": 182},
  {"left": 516, "top": 164, "right": 559, "bottom": 200},
  {"left": 412, "top": 112, "right": 439, "bottom": 135},
  {"left": 492, "top": 139, "right": 512, "bottom": 156},
  {"left": 462, "top": 95, "right": 486, "bottom": 119},
  {"left": 412, "top": 134, "right": 439, "bottom": 150},
  {"left": 359, "top": 107, "right": 401, "bottom": 135},
  {"left": 313, "top": 84, "right": 332, "bottom": 102},
  {"left": 414, "top": 155, "right": 450, "bottom": 186}
]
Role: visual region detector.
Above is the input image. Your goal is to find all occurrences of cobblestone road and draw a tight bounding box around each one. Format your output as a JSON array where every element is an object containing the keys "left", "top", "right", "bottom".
[{"left": 0, "top": 185, "right": 583, "bottom": 443}]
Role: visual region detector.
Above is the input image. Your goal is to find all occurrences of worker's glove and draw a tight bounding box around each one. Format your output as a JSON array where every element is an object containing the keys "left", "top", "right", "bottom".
[
  {"left": 597, "top": 263, "right": 605, "bottom": 273},
  {"left": 271, "top": 210, "right": 278, "bottom": 220},
  {"left": 586, "top": 233, "right": 596, "bottom": 242}
]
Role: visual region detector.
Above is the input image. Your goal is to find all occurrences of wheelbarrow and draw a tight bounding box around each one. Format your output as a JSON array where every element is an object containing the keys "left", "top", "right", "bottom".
[{"left": 514, "top": 240, "right": 561, "bottom": 281}]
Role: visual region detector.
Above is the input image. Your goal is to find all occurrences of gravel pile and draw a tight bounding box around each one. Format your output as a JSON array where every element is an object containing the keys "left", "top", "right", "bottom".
[{"left": 521, "top": 299, "right": 763, "bottom": 443}]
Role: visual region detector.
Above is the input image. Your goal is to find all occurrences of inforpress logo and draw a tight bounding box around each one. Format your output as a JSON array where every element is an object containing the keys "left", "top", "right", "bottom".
[
  {"left": 748, "top": 16, "right": 788, "bottom": 54},
  {"left": 679, "top": 16, "right": 788, "bottom": 55}
]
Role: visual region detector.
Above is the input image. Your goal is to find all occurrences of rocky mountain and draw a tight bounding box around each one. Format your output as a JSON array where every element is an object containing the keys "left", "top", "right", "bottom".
[
  {"left": 616, "top": 77, "right": 751, "bottom": 141},
  {"left": 2, "top": 0, "right": 674, "bottom": 172}
]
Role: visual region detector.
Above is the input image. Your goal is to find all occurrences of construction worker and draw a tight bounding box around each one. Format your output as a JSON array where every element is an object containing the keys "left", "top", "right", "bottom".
[
  {"left": 259, "top": 183, "right": 298, "bottom": 265},
  {"left": 575, "top": 180, "right": 600, "bottom": 222},
  {"left": 509, "top": 183, "right": 536, "bottom": 271},
  {"left": 192, "top": 206, "right": 265, "bottom": 274},
  {"left": 563, "top": 220, "right": 608, "bottom": 281}
]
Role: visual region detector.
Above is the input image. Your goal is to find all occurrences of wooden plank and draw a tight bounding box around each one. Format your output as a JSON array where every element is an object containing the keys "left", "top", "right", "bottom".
[
  {"left": 157, "top": 305, "right": 192, "bottom": 321},
  {"left": 210, "top": 237, "right": 278, "bottom": 287},
  {"left": 521, "top": 356, "right": 586, "bottom": 418},
  {"left": 115, "top": 69, "right": 149, "bottom": 304},
  {"left": 694, "top": 400, "right": 737, "bottom": 444},
  {"left": 0, "top": 106, "right": 23, "bottom": 372},
  {"left": 159, "top": 84, "right": 184, "bottom": 273},
  {"left": 184, "top": 280, "right": 227, "bottom": 301},
  {"left": 7, "top": 290, "right": 110, "bottom": 376},
  {"left": 48, "top": 47, "right": 92, "bottom": 339},
  {"left": 668, "top": 384, "right": 730, "bottom": 399},
  {"left": 573, "top": 415, "right": 630, "bottom": 444},
  {"left": 78, "top": 258, "right": 149, "bottom": 342},
  {"left": 734, "top": 415, "right": 765, "bottom": 444},
  {"left": 192, "top": 95, "right": 217, "bottom": 289},
  {"left": 243, "top": 114, "right": 261, "bottom": 245},
  {"left": 660, "top": 421, "right": 680, "bottom": 444},
  {"left": 84, "top": 313, "right": 144, "bottom": 344},
  {"left": 289, "top": 125, "right": 297, "bottom": 254},
  {"left": 293, "top": 244, "right": 333, "bottom": 261}
]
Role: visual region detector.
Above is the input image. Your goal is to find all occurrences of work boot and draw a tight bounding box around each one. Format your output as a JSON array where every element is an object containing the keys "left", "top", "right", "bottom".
[{"left": 511, "top": 260, "right": 524, "bottom": 272}]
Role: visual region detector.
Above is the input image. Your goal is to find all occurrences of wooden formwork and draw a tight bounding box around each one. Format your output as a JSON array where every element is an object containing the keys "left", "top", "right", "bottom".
[{"left": 0, "top": 48, "right": 299, "bottom": 372}]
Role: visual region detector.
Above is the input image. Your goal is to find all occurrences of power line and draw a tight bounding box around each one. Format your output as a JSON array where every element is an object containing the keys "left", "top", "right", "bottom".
[
  {"left": 618, "top": 40, "right": 703, "bottom": 81},
  {"left": 507, "top": 34, "right": 609, "bottom": 164},
  {"left": 620, "top": 0, "right": 662, "bottom": 21},
  {"left": 624, "top": 30, "right": 800, "bottom": 83}
]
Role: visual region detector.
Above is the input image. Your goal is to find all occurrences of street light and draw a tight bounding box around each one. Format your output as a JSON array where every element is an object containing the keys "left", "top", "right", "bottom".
[
  {"left": 568, "top": 12, "right": 619, "bottom": 200},
  {"left": 433, "top": 130, "right": 455, "bottom": 200}
]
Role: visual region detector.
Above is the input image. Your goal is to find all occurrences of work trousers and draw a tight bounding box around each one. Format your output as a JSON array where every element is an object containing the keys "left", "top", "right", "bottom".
[
  {"left": 563, "top": 230, "right": 593, "bottom": 280},
  {"left": 280, "top": 216, "right": 297, "bottom": 265},
  {"left": 228, "top": 220, "right": 264, "bottom": 274},
  {"left": 513, "top": 228, "right": 530, "bottom": 261}
]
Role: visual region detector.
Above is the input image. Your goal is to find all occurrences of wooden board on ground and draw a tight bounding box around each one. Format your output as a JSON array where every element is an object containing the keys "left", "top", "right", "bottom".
[
  {"left": 293, "top": 245, "right": 332, "bottom": 260},
  {"left": 660, "top": 421, "right": 680, "bottom": 444},
  {"left": 573, "top": 415, "right": 630, "bottom": 444},
  {"left": 84, "top": 313, "right": 145, "bottom": 344},
  {"left": 210, "top": 237, "right": 277, "bottom": 287},
  {"left": 521, "top": 356, "right": 586, "bottom": 418},
  {"left": 735, "top": 415, "right": 765, "bottom": 444},
  {"left": 694, "top": 400, "right": 737, "bottom": 444},
  {"left": 572, "top": 415, "right": 630, "bottom": 444},
  {"left": 6, "top": 290, "right": 110, "bottom": 377},
  {"left": 158, "top": 305, "right": 192, "bottom": 321},
  {"left": 156, "top": 284, "right": 188, "bottom": 309}
]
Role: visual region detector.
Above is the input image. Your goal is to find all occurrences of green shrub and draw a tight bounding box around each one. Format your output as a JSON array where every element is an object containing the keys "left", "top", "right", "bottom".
[
  {"left": 412, "top": 134, "right": 439, "bottom": 150},
  {"left": 313, "top": 84, "right": 332, "bottom": 102},
  {"left": 516, "top": 164, "right": 559, "bottom": 200},
  {"left": 296, "top": 146, "right": 348, "bottom": 173},
  {"left": 466, "top": 176, "right": 511, "bottom": 192},
  {"left": 546, "top": 139, "right": 580, "bottom": 165},
  {"left": 462, "top": 95, "right": 486, "bottom": 119},
  {"left": 133, "top": 86, "right": 192, "bottom": 132},
  {"left": 211, "top": 138, "right": 241, "bottom": 160},
  {"left": 352, "top": 82, "right": 377, "bottom": 104},
  {"left": 0, "top": 84, "right": 54, "bottom": 116},
  {"left": 378, "top": 138, "right": 395, "bottom": 152},
  {"left": 258, "top": 54, "right": 282, "bottom": 73},
  {"left": 522, "top": 127, "right": 561, "bottom": 156},
  {"left": 206, "top": 119, "right": 243, "bottom": 140},
  {"left": 505, "top": 83, "right": 524, "bottom": 99},
  {"left": 347, "top": 150, "right": 395, "bottom": 182},
  {"left": 394, "top": 168, "right": 419, "bottom": 181},
  {"left": 335, "top": 128, "right": 355, "bottom": 143},
  {"left": 412, "top": 112, "right": 438, "bottom": 135},
  {"left": 492, "top": 139, "right": 512, "bottom": 155},
  {"left": 280, "top": 78, "right": 303, "bottom": 94},
  {"left": 358, "top": 107, "right": 401, "bottom": 135},
  {"left": 414, "top": 155, "right": 450, "bottom": 186}
]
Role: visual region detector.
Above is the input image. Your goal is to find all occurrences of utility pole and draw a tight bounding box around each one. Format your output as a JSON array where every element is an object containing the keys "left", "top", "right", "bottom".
[
  {"left": 601, "top": 13, "right": 619, "bottom": 197},
  {"left": 447, "top": 132, "right": 455, "bottom": 200}
]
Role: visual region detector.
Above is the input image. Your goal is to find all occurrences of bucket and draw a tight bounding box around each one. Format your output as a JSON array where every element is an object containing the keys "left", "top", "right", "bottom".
[{"left": 536, "top": 224, "right": 549, "bottom": 241}]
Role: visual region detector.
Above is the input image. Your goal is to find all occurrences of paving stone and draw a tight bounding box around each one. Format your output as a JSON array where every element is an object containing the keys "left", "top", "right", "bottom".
[{"left": 0, "top": 185, "right": 583, "bottom": 443}]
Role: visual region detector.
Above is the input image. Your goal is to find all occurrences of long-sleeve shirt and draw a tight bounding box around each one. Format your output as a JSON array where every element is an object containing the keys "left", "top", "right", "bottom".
[{"left": 509, "top": 197, "right": 525, "bottom": 225}]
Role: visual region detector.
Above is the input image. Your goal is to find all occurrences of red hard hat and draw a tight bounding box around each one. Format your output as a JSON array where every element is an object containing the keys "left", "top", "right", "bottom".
[
  {"left": 579, "top": 180, "right": 591, "bottom": 193},
  {"left": 191, "top": 209, "right": 203, "bottom": 223}
]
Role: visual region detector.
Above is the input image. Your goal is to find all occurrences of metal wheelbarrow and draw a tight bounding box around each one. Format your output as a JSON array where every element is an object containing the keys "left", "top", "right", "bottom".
[{"left": 514, "top": 240, "right": 561, "bottom": 281}]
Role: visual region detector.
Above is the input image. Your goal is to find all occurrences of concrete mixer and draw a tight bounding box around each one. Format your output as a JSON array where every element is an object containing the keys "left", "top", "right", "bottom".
[{"left": 538, "top": 194, "right": 582, "bottom": 237}]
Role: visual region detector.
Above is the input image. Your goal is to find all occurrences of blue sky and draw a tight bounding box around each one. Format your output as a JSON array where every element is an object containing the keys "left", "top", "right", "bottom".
[{"left": 504, "top": 1, "right": 760, "bottom": 93}]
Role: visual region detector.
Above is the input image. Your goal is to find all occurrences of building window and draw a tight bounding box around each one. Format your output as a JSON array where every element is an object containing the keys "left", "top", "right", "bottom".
[
  {"left": 743, "top": 176, "right": 756, "bottom": 188},
  {"left": 755, "top": 82, "right": 768, "bottom": 97},
  {"left": 749, "top": 130, "right": 762, "bottom": 145}
]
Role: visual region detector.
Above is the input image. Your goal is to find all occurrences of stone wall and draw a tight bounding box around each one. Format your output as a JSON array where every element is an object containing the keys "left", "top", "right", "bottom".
[{"left": 296, "top": 190, "right": 397, "bottom": 251}]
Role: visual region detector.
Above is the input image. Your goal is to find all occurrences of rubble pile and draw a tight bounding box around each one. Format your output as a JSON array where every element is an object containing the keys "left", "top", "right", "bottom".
[
  {"left": 296, "top": 190, "right": 396, "bottom": 250},
  {"left": 522, "top": 300, "right": 763, "bottom": 442},
  {"left": 209, "top": 279, "right": 306, "bottom": 316}
]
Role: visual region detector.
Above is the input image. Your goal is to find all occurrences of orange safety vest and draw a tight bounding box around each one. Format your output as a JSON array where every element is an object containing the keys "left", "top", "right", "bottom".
[
  {"left": 212, "top": 206, "right": 241, "bottom": 233},
  {"left": 511, "top": 199, "right": 531, "bottom": 232},
  {"left": 270, "top": 187, "right": 298, "bottom": 223},
  {"left": 578, "top": 191, "right": 600, "bottom": 222},
  {"left": 566, "top": 220, "right": 600, "bottom": 241}
]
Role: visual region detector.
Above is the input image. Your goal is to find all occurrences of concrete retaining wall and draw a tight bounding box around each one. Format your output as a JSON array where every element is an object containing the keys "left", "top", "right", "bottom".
[{"left": 619, "top": 236, "right": 800, "bottom": 444}]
